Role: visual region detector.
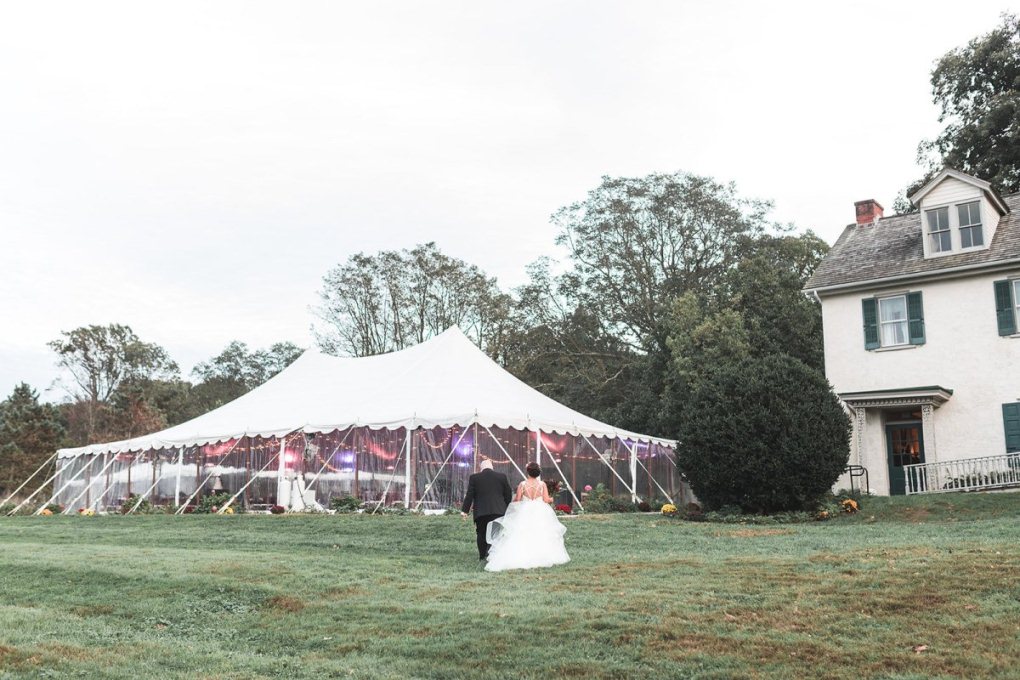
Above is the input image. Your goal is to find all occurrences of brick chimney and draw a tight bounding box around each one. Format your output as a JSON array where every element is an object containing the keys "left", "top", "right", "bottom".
[{"left": 855, "top": 199, "right": 884, "bottom": 225}]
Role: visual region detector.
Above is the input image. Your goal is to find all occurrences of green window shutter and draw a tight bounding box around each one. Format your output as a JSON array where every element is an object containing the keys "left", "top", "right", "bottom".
[
  {"left": 1003, "top": 403, "right": 1020, "bottom": 453},
  {"left": 862, "top": 298, "right": 879, "bottom": 349},
  {"left": 994, "top": 280, "right": 1016, "bottom": 336},
  {"left": 907, "top": 291, "right": 925, "bottom": 345}
]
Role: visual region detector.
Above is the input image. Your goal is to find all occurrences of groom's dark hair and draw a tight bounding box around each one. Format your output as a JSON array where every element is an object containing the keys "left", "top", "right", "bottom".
[{"left": 526, "top": 462, "right": 541, "bottom": 478}]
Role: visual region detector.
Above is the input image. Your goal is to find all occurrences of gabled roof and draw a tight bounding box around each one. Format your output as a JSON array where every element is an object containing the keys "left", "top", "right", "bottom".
[
  {"left": 909, "top": 168, "right": 1009, "bottom": 215},
  {"left": 58, "top": 327, "right": 675, "bottom": 458},
  {"left": 804, "top": 192, "right": 1020, "bottom": 293}
]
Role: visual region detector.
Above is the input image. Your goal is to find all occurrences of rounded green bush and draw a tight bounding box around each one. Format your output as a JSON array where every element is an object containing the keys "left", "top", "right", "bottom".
[{"left": 676, "top": 355, "right": 850, "bottom": 514}]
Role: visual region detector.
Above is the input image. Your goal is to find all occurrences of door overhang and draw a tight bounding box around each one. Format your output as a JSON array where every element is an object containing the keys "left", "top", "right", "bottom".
[{"left": 838, "top": 385, "right": 953, "bottom": 410}]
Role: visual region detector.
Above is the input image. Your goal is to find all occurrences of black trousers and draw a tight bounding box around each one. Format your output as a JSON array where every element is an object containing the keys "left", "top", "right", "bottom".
[{"left": 474, "top": 514, "right": 501, "bottom": 559}]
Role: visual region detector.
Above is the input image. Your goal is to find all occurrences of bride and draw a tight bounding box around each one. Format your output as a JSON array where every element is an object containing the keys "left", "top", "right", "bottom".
[{"left": 484, "top": 462, "right": 570, "bottom": 572}]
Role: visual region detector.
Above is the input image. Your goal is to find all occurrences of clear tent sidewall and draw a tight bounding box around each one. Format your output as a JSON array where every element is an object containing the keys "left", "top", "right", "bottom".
[{"left": 48, "top": 426, "right": 683, "bottom": 513}]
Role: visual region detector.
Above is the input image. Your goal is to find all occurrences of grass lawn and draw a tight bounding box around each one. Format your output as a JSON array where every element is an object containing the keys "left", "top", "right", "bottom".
[{"left": 1, "top": 494, "right": 1018, "bottom": 679}]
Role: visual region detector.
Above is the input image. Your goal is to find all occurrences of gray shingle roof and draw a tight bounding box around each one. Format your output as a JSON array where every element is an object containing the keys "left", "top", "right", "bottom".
[{"left": 805, "top": 192, "right": 1020, "bottom": 291}]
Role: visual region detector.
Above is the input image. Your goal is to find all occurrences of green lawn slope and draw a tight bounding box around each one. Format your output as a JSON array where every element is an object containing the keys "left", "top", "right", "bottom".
[{"left": 1, "top": 492, "right": 1018, "bottom": 679}]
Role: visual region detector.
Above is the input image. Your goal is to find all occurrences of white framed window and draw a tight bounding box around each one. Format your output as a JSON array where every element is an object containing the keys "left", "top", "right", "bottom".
[
  {"left": 958, "top": 201, "right": 983, "bottom": 248},
  {"left": 878, "top": 295, "right": 909, "bottom": 347},
  {"left": 1014, "top": 280, "right": 1020, "bottom": 325},
  {"left": 926, "top": 207, "right": 951, "bottom": 253}
]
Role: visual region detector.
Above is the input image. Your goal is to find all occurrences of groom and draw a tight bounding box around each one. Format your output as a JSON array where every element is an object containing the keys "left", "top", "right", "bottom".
[{"left": 460, "top": 459, "right": 513, "bottom": 560}]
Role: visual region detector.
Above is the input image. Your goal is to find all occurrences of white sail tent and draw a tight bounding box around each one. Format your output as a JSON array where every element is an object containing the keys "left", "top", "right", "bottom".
[{"left": 34, "top": 327, "right": 681, "bottom": 514}]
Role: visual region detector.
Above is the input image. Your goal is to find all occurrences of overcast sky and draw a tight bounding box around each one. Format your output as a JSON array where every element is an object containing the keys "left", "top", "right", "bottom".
[{"left": 0, "top": 1, "right": 1010, "bottom": 401}]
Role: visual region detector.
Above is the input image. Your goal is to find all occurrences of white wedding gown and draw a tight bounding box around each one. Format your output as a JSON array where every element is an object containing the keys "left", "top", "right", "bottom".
[{"left": 484, "top": 481, "right": 570, "bottom": 572}]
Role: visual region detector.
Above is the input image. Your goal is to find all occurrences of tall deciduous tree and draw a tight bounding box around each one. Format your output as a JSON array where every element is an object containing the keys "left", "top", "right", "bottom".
[
  {"left": 313, "top": 242, "right": 511, "bottom": 357},
  {"left": 553, "top": 171, "right": 772, "bottom": 353},
  {"left": 499, "top": 259, "right": 638, "bottom": 422},
  {"left": 186, "top": 341, "right": 305, "bottom": 414},
  {"left": 899, "top": 12, "right": 1020, "bottom": 209},
  {"left": 48, "top": 324, "right": 179, "bottom": 405},
  {"left": 48, "top": 324, "right": 178, "bottom": 442},
  {"left": 0, "top": 383, "right": 66, "bottom": 496},
  {"left": 193, "top": 341, "right": 303, "bottom": 391}
]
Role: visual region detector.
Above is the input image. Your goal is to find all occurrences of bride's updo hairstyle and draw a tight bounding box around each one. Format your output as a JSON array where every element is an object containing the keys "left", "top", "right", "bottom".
[{"left": 525, "top": 462, "right": 541, "bottom": 478}]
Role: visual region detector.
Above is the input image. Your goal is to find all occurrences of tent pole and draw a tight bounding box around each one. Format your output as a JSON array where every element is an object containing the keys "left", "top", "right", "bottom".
[
  {"left": 371, "top": 436, "right": 406, "bottom": 514},
  {"left": 151, "top": 449, "right": 158, "bottom": 495},
  {"left": 275, "top": 436, "right": 288, "bottom": 508},
  {"left": 34, "top": 455, "right": 99, "bottom": 515},
  {"left": 480, "top": 425, "right": 526, "bottom": 481},
  {"left": 353, "top": 429, "right": 360, "bottom": 500},
  {"left": 571, "top": 437, "right": 577, "bottom": 493},
  {"left": 6, "top": 460, "right": 64, "bottom": 516},
  {"left": 104, "top": 451, "right": 114, "bottom": 507},
  {"left": 85, "top": 453, "right": 96, "bottom": 509},
  {"left": 413, "top": 425, "right": 472, "bottom": 512},
  {"left": 403, "top": 426, "right": 412, "bottom": 509},
  {"left": 174, "top": 446, "right": 184, "bottom": 508},
  {"left": 0, "top": 450, "right": 58, "bottom": 508},
  {"left": 244, "top": 437, "right": 252, "bottom": 509},
  {"left": 539, "top": 438, "right": 584, "bottom": 512},
  {"left": 194, "top": 448, "right": 202, "bottom": 503},
  {"left": 472, "top": 421, "right": 478, "bottom": 473},
  {"left": 623, "top": 439, "right": 639, "bottom": 503},
  {"left": 581, "top": 435, "right": 634, "bottom": 495}
]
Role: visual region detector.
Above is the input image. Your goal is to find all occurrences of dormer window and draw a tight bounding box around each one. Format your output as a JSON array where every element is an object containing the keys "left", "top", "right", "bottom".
[
  {"left": 907, "top": 169, "right": 1009, "bottom": 259},
  {"left": 926, "top": 207, "right": 951, "bottom": 253},
  {"left": 958, "top": 201, "right": 983, "bottom": 248}
]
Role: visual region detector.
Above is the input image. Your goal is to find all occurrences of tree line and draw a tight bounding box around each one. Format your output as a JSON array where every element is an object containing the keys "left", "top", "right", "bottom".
[{"left": 0, "top": 171, "right": 827, "bottom": 497}]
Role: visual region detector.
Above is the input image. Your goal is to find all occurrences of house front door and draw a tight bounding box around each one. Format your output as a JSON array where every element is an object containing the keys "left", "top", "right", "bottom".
[{"left": 886, "top": 422, "right": 925, "bottom": 495}]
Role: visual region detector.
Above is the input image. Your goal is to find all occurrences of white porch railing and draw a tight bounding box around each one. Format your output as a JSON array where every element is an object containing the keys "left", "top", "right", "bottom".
[{"left": 904, "top": 452, "right": 1020, "bottom": 495}]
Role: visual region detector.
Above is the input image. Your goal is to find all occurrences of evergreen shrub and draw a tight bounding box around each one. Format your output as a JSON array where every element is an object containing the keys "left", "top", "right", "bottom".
[
  {"left": 676, "top": 355, "right": 850, "bottom": 514},
  {"left": 329, "top": 496, "right": 362, "bottom": 513},
  {"left": 584, "top": 483, "right": 637, "bottom": 513},
  {"left": 195, "top": 492, "right": 232, "bottom": 514}
]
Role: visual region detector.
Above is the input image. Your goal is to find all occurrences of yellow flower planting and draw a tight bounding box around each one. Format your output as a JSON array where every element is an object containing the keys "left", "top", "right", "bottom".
[
  {"left": 224, "top": 507, "right": 235, "bottom": 515},
  {"left": 661, "top": 504, "right": 678, "bottom": 516},
  {"left": 840, "top": 499, "right": 859, "bottom": 514},
  {"left": 40, "top": 508, "right": 53, "bottom": 516}
]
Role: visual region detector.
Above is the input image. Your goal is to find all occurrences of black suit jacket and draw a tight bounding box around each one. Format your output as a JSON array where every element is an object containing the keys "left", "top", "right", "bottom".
[{"left": 461, "top": 469, "right": 512, "bottom": 518}]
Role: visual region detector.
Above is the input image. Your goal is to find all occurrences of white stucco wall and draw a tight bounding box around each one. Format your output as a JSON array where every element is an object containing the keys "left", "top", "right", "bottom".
[{"left": 822, "top": 269, "right": 1020, "bottom": 491}]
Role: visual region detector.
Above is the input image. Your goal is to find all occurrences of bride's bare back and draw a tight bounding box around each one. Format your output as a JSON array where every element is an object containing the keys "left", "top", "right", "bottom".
[{"left": 515, "top": 478, "right": 551, "bottom": 503}]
